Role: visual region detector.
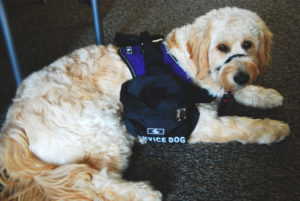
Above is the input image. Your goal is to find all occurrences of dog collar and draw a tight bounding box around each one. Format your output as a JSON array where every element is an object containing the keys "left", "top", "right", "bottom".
[
  {"left": 119, "top": 42, "right": 193, "bottom": 84},
  {"left": 221, "top": 92, "right": 235, "bottom": 103}
]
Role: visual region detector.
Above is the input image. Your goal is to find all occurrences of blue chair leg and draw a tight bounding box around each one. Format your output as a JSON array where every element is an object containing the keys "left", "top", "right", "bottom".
[
  {"left": 0, "top": 0, "right": 22, "bottom": 86},
  {"left": 90, "top": 0, "right": 103, "bottom": 45},
  {"left": 1, "top": 0, "right": 102, "bottom": 87}
]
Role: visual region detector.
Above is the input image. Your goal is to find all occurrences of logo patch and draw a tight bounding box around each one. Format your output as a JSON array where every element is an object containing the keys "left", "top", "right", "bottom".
[
  {"left": 147, "top": 128, "right": 165, "bottom": 135},
  {"left": 126, "top": 46, "right": 133, "bottom": 54}
]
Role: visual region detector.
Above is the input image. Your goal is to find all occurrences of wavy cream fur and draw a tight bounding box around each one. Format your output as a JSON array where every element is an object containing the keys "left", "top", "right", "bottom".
[{"left": 0, "top": 7, "right": 289, "bottom": 200}]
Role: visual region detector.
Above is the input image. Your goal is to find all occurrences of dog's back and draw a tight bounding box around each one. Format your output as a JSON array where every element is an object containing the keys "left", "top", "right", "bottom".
[{"left": 0, "top": 44, "right": 141, "bottom": 200}]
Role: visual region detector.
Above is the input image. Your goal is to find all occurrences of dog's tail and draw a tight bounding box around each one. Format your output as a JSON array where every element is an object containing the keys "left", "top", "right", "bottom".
[{"left": 0, "top": 126, "right": 98, "bottom": 201}]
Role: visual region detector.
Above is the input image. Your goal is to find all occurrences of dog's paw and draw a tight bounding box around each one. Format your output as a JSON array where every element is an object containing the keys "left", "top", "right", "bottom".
[
  {"left": 141, "top": 189, "right": 162, "bottom": 201},
  {"left": 234, "top": 85, "right": 283, "bottom": 108},
  {"left": 246, "top": 119, "right": 290, "bottom": 144},
  {"left": 93, "top": 170, "right": 162, "bottom": 201},
  {"left": 260, "top": 88, "right": 283, "bottom": 108},
  {"left": 128, "top": 182, "right": 162, "bottom": 201}
]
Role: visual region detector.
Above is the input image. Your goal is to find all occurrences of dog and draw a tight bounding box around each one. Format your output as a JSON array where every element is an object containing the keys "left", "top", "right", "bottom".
[{"left": 0, "top": 7, "right": 290, "bottom": 201}]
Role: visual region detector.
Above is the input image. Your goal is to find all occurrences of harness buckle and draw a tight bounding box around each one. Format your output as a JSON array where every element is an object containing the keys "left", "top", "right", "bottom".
[{"left": 176, "top": 107, "right": 187, "bottom": 122}]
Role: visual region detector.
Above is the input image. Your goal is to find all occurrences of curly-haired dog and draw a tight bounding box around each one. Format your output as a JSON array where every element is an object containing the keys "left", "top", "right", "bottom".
[{"left": 0, "top": 7, "right": 290, "bottom": 201}]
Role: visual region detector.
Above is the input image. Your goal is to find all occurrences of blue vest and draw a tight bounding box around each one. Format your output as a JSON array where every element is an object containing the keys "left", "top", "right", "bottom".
[
  {"left": 119, "top": 42, "right": 193, "bottom": 84},
  {"left": 119, "top": 41, "right": 218, "bottom": 144}
]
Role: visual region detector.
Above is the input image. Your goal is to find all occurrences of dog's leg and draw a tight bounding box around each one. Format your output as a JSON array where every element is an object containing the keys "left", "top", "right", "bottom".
[
  {"left": 79, "top": 149, "right": 162, "bottom": 201},
  {"left": 0, "top": 130, "right": 103, "bottom": 201},
  {"left": 233, "top": 85, "right": 283, "bottom": 109},
  {"left": 189, "top": 103, "right": 290, "bottom": 144},
  {"left": 0, "top": 132, "right": 162, "bottom": 201},
  {"left": 92, "top": 169, "right": 162, "bottom": 201}
]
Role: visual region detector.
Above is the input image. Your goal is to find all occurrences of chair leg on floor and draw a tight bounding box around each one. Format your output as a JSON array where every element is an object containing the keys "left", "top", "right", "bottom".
[
  {"left": 90, "top": 0, "right": 103, "bottom": 45},
  {"left": 0, "top": 0, "right": 22, "bottom": 86}
]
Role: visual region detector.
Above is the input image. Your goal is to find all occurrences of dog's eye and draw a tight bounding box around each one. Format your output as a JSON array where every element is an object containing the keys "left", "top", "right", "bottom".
[
  {"left": 217, "top": 44, "right": 229, "bottom": 53},
  {"left": 242, "top": 41, "right": 252, "bottom": 50}
]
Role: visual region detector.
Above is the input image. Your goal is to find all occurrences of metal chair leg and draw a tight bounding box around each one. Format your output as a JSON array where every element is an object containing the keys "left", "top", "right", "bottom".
[
  {"left": 90, "top": 0, "right": 103, "bottom": 45},
  {"left": 0, "top": 0, "right": 22, "bottom": 86},
  {"left": 0, "top": 0, "right": 102, "bottom": 87}
]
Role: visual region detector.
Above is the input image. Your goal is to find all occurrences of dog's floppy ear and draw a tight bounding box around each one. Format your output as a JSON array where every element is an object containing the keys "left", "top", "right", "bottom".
[
  {"left": 257, "top": 23, "right": 273, "bottom": 75},
  {"left": 186, "top": 28, "right": 211, "bottom": 80}
]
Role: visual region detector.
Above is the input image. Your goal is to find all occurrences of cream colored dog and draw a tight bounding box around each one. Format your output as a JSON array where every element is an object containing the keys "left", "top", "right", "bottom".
[{"left": 0, "top": 7, "right": 290, "bottom": 201}]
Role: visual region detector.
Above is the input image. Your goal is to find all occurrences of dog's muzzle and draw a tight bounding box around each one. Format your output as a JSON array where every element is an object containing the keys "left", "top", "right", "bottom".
[
  {"left": 218, "top": 54, "right": 251, "bottom": 86},
  {"left": 225, "top": 54, "right": 250, "bottom": 85}
]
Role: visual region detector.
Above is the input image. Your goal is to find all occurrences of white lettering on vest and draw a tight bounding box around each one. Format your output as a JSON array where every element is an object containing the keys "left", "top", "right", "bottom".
[{"left": 141, "top": 136, "right": 185, "bottom": 143}]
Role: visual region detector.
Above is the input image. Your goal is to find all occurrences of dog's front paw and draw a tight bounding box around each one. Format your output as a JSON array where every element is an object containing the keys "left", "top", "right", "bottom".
[
  {"left": 130, "top": 181, "right": 162, "bottom": 201},
  {"left": 261, "top": 88, "right": 283, "bottom": 108},
  {"left": 234, "top": 85, "right": 283, "bottom": 108},
  {"left": 190, "top": 116, "right": 290, "bottom": 144},
  {"left": 142, "top": 189, "right": 162, "bottom": 201},
  {"left": 249, "top": 119, "right": 290, "bottom": 144}
]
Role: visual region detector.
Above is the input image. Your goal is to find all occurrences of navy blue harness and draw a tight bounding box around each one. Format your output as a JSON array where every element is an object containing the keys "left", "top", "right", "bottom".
[{"left": 117, "top": 32, "right": 235, "bottom": 143}]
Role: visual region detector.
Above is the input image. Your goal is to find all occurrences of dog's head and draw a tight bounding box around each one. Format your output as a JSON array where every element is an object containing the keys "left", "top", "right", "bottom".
[{"left": 169, "top": 7, "right": 272, "bottom": 93}]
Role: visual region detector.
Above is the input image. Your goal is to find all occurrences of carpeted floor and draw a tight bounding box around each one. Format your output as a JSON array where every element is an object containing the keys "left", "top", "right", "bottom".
[{"left": 0, "top": 0, "right": 299, "bottom": 200}]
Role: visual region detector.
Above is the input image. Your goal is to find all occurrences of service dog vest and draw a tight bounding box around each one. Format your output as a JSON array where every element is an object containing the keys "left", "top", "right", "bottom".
[{"left": 117, "top": 32, "right": 217, "bottom": 144}]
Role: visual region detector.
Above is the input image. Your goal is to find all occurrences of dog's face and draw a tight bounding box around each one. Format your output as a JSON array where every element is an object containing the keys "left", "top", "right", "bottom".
[{"left": 186, "top": 7, "right": 272, "bottom": 92}]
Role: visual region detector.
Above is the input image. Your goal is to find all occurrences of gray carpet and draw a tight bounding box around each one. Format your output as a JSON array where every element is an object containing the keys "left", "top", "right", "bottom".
[{"left": 0, "top": 0, "right": 299, "bottom": 200}]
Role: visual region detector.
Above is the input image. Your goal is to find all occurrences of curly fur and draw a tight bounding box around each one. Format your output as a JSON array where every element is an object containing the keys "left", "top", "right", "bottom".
[{"left": 0, "top": 7, "right": 290, "bottom": 200}]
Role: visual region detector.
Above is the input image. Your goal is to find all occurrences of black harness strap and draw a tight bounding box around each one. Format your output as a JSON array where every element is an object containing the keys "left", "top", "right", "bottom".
[{"left": 224, "top": 54, "right": 245, "bottom": 64}]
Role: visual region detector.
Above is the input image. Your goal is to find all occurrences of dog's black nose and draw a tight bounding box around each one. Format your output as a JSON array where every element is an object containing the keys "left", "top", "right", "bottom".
[{"left": 234, "top": 72, "right": 249, "bottom": 85}]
